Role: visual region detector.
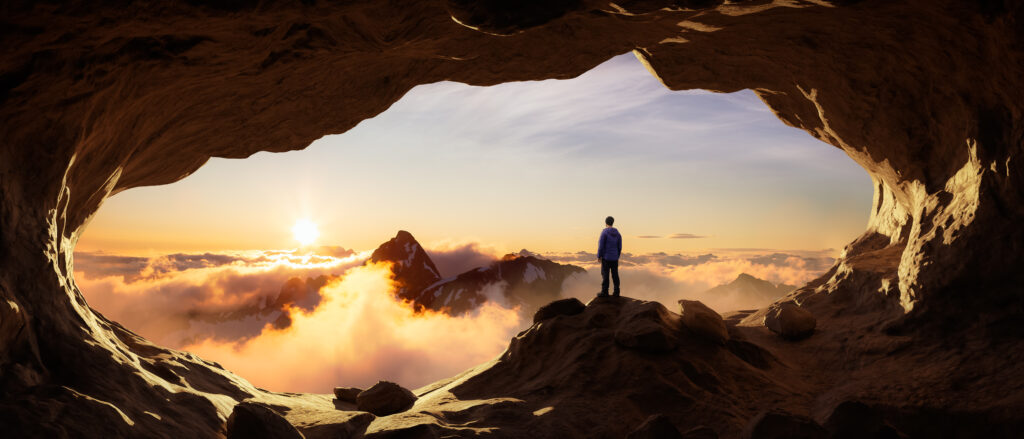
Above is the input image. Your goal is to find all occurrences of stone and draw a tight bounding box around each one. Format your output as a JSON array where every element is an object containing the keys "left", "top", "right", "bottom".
[
  {"left": 763, "top": 302, "right": 816, "bottom": 340},
  {"left": 356, "top": 381, "right": 417, "bottom": 416},
  {"left": 533, "top": 298, "right": 586, "bottom": 324},
  {"left": 615, "top": 320, "right": 677, "bottom": 353},
  {"left": 333, "top": 387, "right": 362, "bottom": 404},
  {"left": 626, "top": 414, "right": 684, "bottom": 439},
  {"left": 225, "top": 402, "right": 304, "bottom": 439},
  {"left": 681, "top": 426, "right": 719, "bottom": 439},
  {"left": 744, "top": 410, "right": 828, "bottom": 439},
  {"left": 678, "top": 300, "right": 729, "bottom": 344}
]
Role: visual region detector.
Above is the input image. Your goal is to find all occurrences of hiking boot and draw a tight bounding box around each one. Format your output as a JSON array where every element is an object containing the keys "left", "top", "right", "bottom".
[{"left": 596, "top": 292, "right": 610, "bottom": 298}]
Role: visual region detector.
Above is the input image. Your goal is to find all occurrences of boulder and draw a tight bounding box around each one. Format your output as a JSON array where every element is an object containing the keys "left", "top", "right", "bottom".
[
  {"left": 626, "top": 414, "right": 684, "bottom": 439},
  {"left": 744, "top": 410, "right": 827, "bottom": 439},
  {"left": 533, "top": 298, "right": 586, "bottom": 324},
  {"left": 678, "top": 300, "right": 729, "bottom": 344},
  {"left": 615, "top": 320, "right": 677, "bottom": 353},
  {"left": 225, "top": 402, "right": 304, "bottom": 439},
  {"left": 356, "top": 381, "right": 417, "bottom": 416},
  {"left": 763, "top": 302, "right": 816, "bottom": 340},
  {"left": 333, "top": 387, "right": 363, "bottom": 404}
]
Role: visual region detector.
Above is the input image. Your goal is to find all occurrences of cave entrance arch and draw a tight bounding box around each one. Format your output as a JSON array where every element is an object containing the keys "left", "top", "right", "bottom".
[{"left": 2, "top": 1, "right": 1021, "bottom": 437}]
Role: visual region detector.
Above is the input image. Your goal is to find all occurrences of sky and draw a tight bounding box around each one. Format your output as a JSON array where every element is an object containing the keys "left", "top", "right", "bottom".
[
  {"left": 76, "top": 52, "right": 871, "bottom": 256},
  {"left": 72, "top": 53, "right": 874, "bottom": 392}
]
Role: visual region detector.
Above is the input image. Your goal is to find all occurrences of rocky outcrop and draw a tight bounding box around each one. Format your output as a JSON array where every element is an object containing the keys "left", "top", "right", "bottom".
[
  {"left": 763, "top": 302, "right": 816, "bottom": 340},
  {"left": 679, "top": 300, "right": 729, "bottom": 345},
  {"left": 356, "top": 381, "right": 417, "bottom": 416},
  {"left": 2, "top": 0, "right": 1024, "bottom": 437},
  {"left": 368, "top": 231, "right": 443, "bottom": 301},
  {"left": 333, "top": 387, "right": 362, "bottom": 405},
  {"left": 533, "top": 297, "right": 586, "bottom": 323},
  {"left": 226, "top": 402, "right": 305, "bottom": 439}
]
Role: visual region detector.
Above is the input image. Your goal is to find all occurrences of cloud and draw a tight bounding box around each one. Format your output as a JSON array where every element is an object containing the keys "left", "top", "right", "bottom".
[
  {"left": 553, "top": 250, "right": 835, "bottom": 313},
  {"left": 747, "top": 252, "right": 834, "bottom": 273},
  {"left": 74, "top": 244, "right": 835, "bottom": 393},
  {"left": 668, "top": 233, "right": 706, "bottom": 239},
  {"left": 636, "top": 235, "right": 661, "bottom": 239},
  {"left": 74, "top": 249, "right": 367, "bottom": 346},
  {"left": 423, "top": 242, "right": 501, "bottom": 278},
  {"left": 181, "top": 263, "right": 523, "bottom": 393}
]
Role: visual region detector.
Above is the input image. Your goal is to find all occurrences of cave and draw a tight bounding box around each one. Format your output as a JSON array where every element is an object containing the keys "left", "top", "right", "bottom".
[{"left": 1, "top": 0, "right": 1022, "bottom": 438}]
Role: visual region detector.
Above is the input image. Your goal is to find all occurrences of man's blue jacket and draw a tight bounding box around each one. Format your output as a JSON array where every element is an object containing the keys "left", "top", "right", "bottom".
[{"left": 598, "top": 227, "right": 622, "bottom": 261}]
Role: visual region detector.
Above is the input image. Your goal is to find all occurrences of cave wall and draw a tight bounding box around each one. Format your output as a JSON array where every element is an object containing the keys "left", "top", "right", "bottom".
[{"left": 1, "top": 0, "right": 1022, "bottom": 436}]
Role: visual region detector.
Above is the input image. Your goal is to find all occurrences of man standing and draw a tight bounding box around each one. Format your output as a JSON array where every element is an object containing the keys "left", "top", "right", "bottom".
[{"left": 597, "top": 216, "right": 622, "bottom": 297}]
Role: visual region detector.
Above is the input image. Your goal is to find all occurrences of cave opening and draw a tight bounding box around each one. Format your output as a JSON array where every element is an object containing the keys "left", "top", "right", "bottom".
[{"left": 71, "top": 53, "right": 872, "bottom": 394}]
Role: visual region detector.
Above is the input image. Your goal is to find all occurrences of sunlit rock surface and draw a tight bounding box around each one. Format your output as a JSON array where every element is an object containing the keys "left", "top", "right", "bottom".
[{"left": 2, "top": 0, "right": 1023, "bottom": 437}]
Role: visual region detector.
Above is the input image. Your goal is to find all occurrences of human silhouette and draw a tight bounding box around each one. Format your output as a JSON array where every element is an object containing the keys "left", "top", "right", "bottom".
[{"left": 597, "top": 216, "right": 622, "bottom": 297}]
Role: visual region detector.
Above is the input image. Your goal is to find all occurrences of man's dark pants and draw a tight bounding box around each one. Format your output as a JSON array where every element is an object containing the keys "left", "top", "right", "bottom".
[{"left": 601, "top": 258, "right": 620, "bottom": 296}]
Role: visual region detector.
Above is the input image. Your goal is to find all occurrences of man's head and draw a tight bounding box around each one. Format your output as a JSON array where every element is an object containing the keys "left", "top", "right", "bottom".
[{"left": 605, "top": 216, "right": 614, "bottom": 226}]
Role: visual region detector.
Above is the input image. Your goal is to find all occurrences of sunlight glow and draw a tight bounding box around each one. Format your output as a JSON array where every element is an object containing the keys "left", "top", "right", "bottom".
[{"left": 292, "top": 219, "right": 319, "bottom": 246}]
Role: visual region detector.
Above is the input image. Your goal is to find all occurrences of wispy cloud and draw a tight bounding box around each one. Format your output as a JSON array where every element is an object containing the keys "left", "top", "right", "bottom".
[
  {"left": 636, "top": 235, "right": 662, "bottom": 239},
  {"left": 668, "top": 233, "right": 706, "bottom": 239}
]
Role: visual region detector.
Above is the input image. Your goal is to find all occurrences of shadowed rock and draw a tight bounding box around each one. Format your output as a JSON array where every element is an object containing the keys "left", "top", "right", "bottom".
[
  {"left": 626, "top": 414, "right": 684, "bottom": 439},
  {"left": 763, "top": 302, "right": 816, "bottom": 340},
  {"left": 333, "top": 387, "right": 362, "bottom": 404},
  {"left": 533, "top": 298, "right": 586, "bottom": 324},
  {"left": 679, "top": 300, "right": 729, "bottom": 344},
  {"left": 824, "top": 401, "right": 901, "bottom": 439},
  {"left": 681, "top": 425, "right": 719, "bottom": 439},
  {"left": 615, "top": 320, "right": 678, "bottom": 353},
  {"left": 357, "top": 381, "right": 417, "bottom": 416},
  {"left": 744, "top": 410, "right": 828, "bottom": 439},
  {"left": 3, "top": 0, "right": 1024, "bottom": 437},
  {"left": 226, "top": 402, "right": 304, "bottom": 439}
]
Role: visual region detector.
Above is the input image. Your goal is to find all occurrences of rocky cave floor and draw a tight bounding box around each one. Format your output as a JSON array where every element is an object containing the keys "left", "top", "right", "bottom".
[{"left": 235, "top": 281, "right": 1024, "bottom": 438}]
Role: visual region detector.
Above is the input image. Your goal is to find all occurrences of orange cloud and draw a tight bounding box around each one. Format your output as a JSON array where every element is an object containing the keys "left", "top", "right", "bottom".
[{"left": 181, "top": 263, "right": 524, "bottom": 393}]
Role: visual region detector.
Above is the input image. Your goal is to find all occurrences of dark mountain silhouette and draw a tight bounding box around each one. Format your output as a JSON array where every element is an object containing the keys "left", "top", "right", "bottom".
[
  {"left": 367, "top": 230, "right": 443, "bottom": 302},
  {"left": 366, "top": 231, "right": 585, "bottom": 314}
]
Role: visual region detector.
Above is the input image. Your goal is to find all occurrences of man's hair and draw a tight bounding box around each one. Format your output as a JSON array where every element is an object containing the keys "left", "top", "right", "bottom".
[{"left": 605, "top": 216, "right": 614, "bottom": 226}]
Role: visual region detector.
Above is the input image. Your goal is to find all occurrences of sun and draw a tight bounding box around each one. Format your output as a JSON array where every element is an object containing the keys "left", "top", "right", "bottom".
[{"left": 291, "top": 219, "right": 319, "bottom": 246}]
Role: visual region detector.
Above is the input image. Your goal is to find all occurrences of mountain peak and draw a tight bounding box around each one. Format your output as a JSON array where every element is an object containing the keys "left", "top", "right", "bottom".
[{"left": 368, "top": 231, "right": 441, "bottom": 302}]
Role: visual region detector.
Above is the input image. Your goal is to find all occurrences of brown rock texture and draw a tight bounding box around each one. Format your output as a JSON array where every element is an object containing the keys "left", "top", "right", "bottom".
[
  {"left": 226, "top": 402, "right": 305, "bottom": 439},
  {"left": 333, "top": 387, "right": 362, "bottom": 405},
  {"left": 356, "top": 381, "right": 417, "bottom": 416},
  {"left": 2, "top": 0, "right": 1023, "bottom": 437},
  {"left": 762, "top": 301, "right": 817, "bottom": 340},
  {"left": 679, "top": 299, "right": 729, "bottom": 344}
]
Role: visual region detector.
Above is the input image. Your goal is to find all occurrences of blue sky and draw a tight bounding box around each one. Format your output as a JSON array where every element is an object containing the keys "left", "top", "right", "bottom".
[{"left": 79, "top": 53, "right": 872, "bottom": 255}]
